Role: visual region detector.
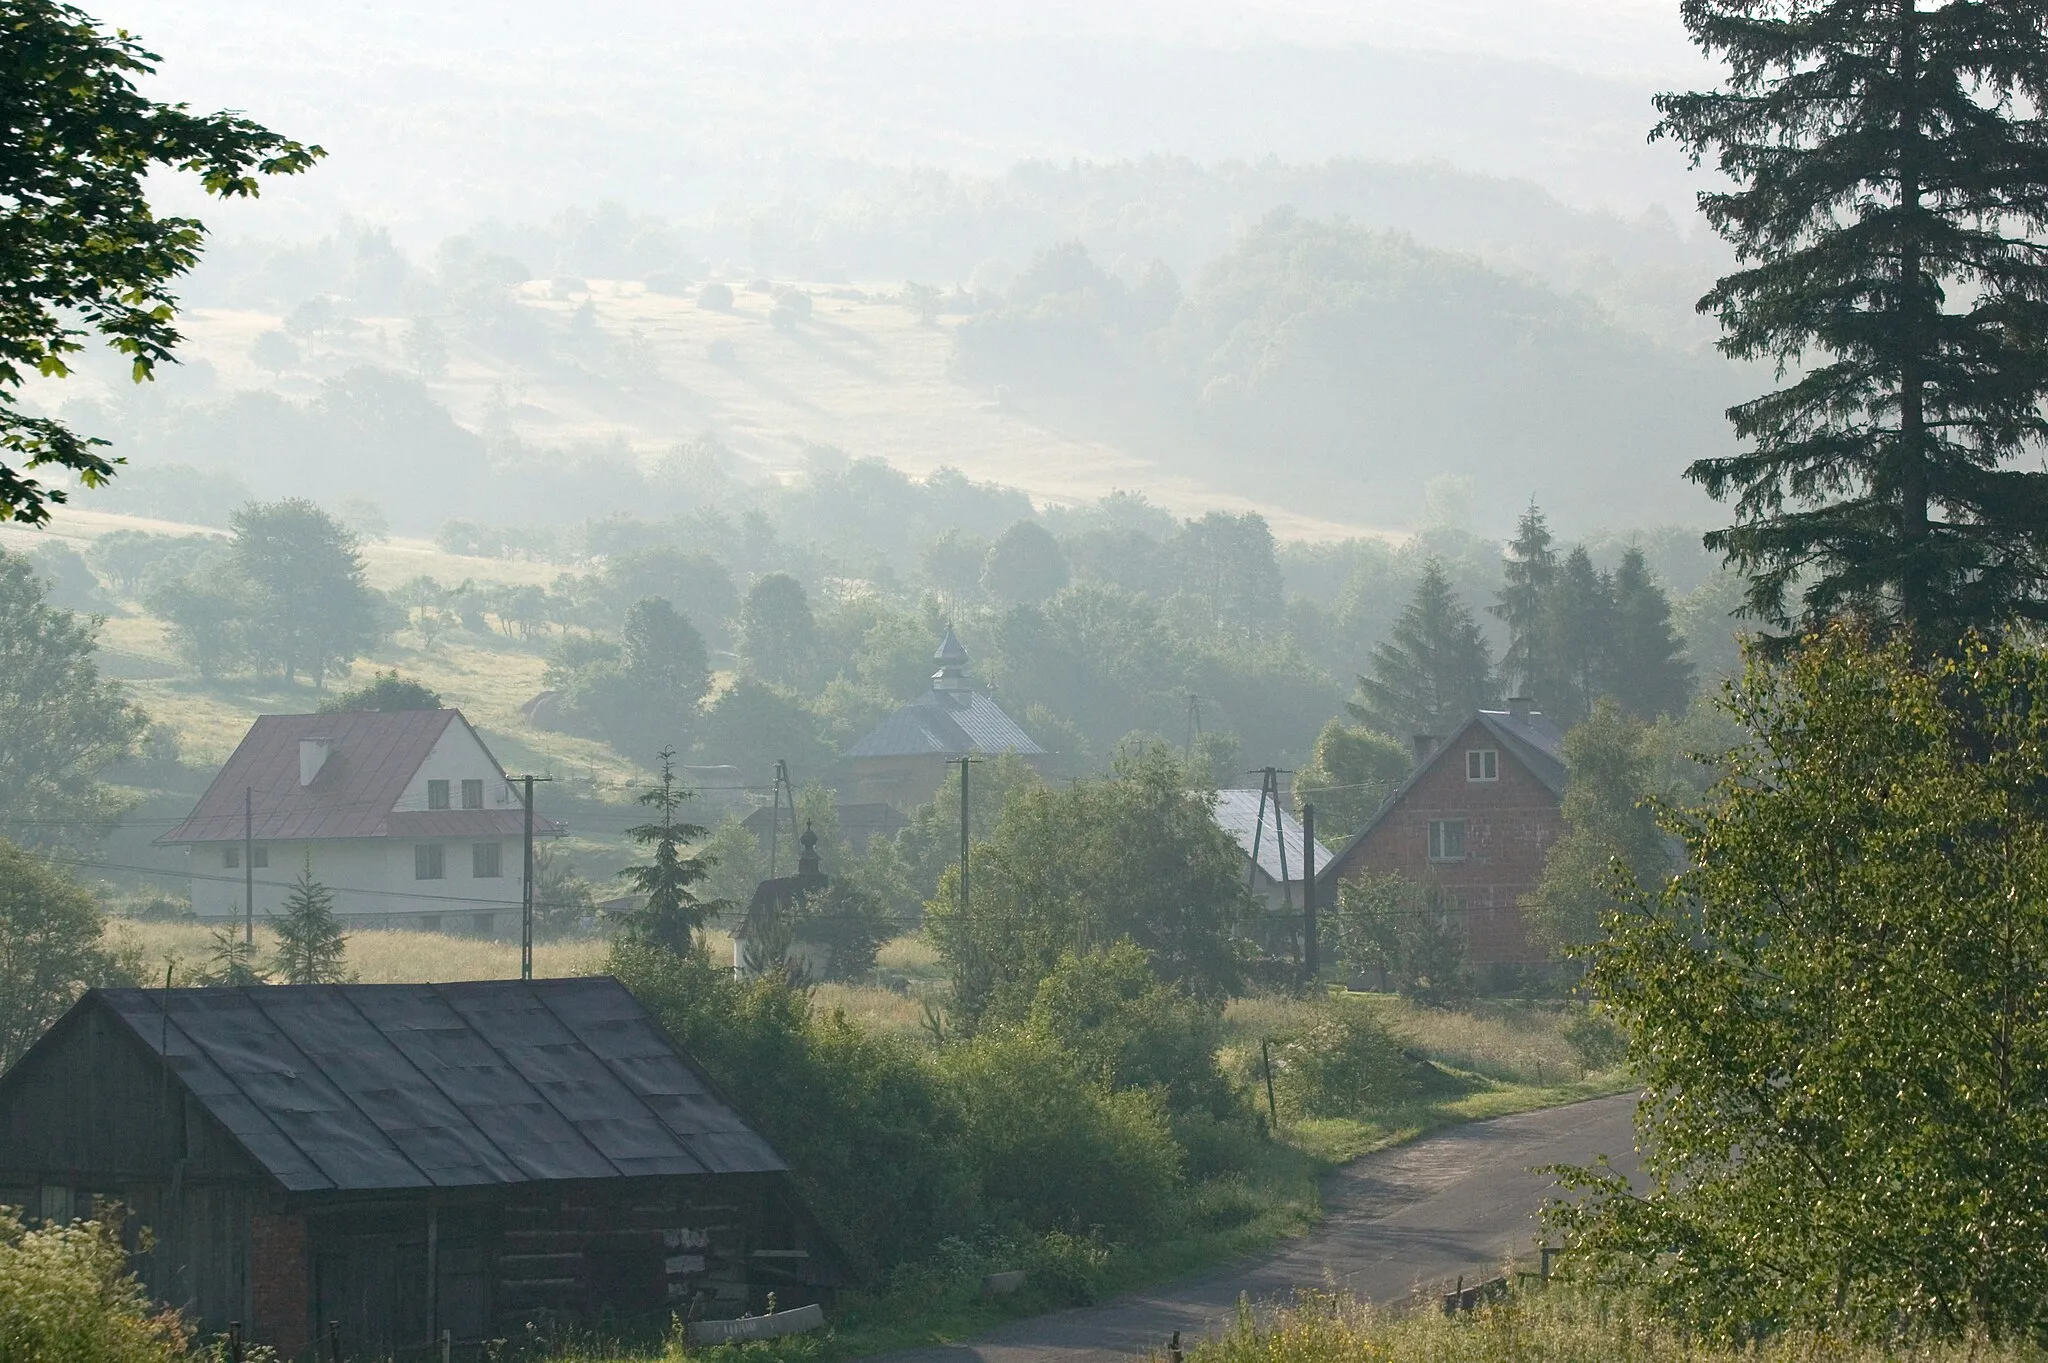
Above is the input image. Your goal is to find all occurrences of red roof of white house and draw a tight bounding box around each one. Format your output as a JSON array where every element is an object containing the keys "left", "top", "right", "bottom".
[{"left": 156, "top": 709, "right": 554, "bottom": 845}]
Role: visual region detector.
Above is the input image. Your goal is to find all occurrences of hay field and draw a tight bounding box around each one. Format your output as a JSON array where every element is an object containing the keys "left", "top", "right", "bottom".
[{"left": 164, "top": 285, "right": 1379, "bottom": 542}]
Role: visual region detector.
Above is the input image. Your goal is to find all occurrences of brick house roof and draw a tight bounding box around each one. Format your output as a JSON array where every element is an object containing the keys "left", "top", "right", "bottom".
[{"left": 1317, "top": 706, "right": 1567, "bottom": 889}]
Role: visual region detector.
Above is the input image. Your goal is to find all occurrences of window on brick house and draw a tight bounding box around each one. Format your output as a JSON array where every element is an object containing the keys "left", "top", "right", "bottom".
[
  {"left": 1428, "top": 819, "right": 1468, "bottom": 862},
  {"left": 1466, "top": 749, "right": 1498, "bottom": 781}
]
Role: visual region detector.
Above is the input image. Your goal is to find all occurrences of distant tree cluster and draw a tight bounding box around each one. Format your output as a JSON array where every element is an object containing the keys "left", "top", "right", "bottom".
[{"left": 145, "top": 499, "right": 385, "bottom": 688}]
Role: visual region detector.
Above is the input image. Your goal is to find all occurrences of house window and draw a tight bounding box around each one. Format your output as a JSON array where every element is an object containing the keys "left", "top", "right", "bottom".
[
  {"left": 250, "top": 846, "right": 269, "bottom": 869},
  {"left": 427, "top": 780, "right": 451, "bottom": 810},
  {"left": 1428, "top": 819, "right": 1468, "bottom": 862},
  {"left": 415, "top": 844, "right": 445, "bottom": 880},
  {"left": 473, "top": 842, "right": 502, "bottom": 878},
  {"left": 1466, "top": 749, "right": 1498, "bottom": 781},
  {"left": 461, "top": 779, "right": 484, "bottom": 810},
  {"left": 223, "top": 847, "right": 239, "bottom": 869}
]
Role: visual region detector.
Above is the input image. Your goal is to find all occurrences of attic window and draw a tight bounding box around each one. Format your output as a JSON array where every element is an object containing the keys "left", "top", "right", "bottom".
[
  {"left": 1466, "top": 749, "right": 1498, "bottom": 782},
  {"left": 461, "top": 779, "right": 484, "bottom": 809},
  {"left": 1429, "top": 819, "right": 1468, "bottom": 862},
  {"left": 428, "top": 780, "right": 450, "bottom": 810}
]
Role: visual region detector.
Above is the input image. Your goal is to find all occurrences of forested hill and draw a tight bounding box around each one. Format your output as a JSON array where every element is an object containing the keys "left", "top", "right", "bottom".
[{"left": 955, "top": 213, "right": 1739, "bottom": 529}]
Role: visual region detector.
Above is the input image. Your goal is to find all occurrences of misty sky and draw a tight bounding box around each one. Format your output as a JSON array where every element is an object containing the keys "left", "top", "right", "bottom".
[{"left": 120, "top": 0, "right": 1716, "bottom": 244}]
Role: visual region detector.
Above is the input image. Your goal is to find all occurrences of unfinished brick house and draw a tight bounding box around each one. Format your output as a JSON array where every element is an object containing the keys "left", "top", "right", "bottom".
[
  {"left": 1316, "top": 700, "right": 1568, "bottom": 972},
  {"left": 0, "top": 978, "right": 844, "bottom": 1358}
]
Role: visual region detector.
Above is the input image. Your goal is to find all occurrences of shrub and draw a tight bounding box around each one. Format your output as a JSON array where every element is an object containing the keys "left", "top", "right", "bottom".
[
  {"left": 610, "top": 944, "right": 973, "bottom": 1274},
  {"left": 0, "top": 1207, "right": 191, "bottom": 1363},
  {"left": 1021, "top": 942, "right": 1242, "bottom": 1122},
  {"left": 1270, "top": 998, "right": 1419, "bottom": 1119},
  {"left": 697, "top": 282, "right": 734, "bottom": 311},
  {"left": 938, "top": 1031, "right": 1182, "bottom": 1238}
]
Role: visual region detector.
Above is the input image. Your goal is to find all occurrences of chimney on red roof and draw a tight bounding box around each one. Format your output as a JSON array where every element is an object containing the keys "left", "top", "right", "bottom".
[{"left": 300, "top": 738, "right": 332, "bottom": 787}]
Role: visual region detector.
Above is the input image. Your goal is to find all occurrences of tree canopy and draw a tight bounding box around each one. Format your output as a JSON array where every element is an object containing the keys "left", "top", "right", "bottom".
[
  {"left": 229, "top": 499, "right": 382, "bottom": 688},
  {"left": 1350, "top": 559, "right": 1493, "bottom": 738},
  {"left": 0, "top": 0, "right": 320, "bottom": 524},
  {"left": 1555, "top": 631, "right": 2048, "bottom": 1341},
  {"left": 925, "top": 742, "right": 1250, "bottom": 1024},
  {"left": 0, "top": 550, "right": 143, "bottom": 844},
  {"left": 1661, "top": 1, "right": 2048, "bottom": 645}
]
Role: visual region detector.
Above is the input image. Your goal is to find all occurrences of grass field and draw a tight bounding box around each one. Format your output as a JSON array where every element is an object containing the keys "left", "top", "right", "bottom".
[
  {"left": 148, "top": 287, "right": 1377, "bottom": 543},
  {"left": 1185, "top": 1287, "right": 2043, "bottom": 1363}
]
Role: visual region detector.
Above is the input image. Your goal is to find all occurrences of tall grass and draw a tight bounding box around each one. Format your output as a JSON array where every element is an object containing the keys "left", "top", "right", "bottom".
[
  {"left": 1190, "top": 1290, "right": 2047, "bottom": 1363},
  {"left": 109, "top": 919, "right": 607, "bottom": 984}
]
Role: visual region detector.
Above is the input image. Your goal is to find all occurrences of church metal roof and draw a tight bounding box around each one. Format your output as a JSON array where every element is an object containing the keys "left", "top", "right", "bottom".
[{"left": 844, "top": 689, "right": 1046, "bottom": 760}]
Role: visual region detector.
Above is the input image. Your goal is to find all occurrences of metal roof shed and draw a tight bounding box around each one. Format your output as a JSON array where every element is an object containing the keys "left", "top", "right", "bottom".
[{"left": 0, "top": 977, "right": 843, "bottom": 1358}]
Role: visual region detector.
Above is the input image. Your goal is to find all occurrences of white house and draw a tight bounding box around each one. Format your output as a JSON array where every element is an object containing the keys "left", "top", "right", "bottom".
[{"left": 158, "top": 709, "right": 560, "bottom": 934}]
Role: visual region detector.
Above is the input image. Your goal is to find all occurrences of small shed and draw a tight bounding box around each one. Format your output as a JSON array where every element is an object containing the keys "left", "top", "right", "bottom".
[{"left": 0, "top": 978, "right": 843, "bottom": 1357}]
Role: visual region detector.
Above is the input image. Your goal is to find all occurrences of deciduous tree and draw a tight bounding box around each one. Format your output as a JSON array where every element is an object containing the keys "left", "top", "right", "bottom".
[
  {"left": 229, "top": 499, "right": 382, "bottom": 688},
  {"left": 0, "top": 840, "right": 125, "bottom": 1067},
  {"left": 1554, "top": 630, "right": 2048, "bottom": 1340},
  {"left": 0, "top": 551, "right": 144, "bottom": 844},
  {"left": 0, "top": 0, "right": 320, "bottom": 524}
]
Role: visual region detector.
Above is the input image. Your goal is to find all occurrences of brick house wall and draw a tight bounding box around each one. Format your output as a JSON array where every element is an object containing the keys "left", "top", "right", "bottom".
[
  {"left": 250, "top": 1211, "right": 309, "bottom": 1357},
  {"left": 1330, "top": 716, "right": 1565, "bottom": 966}
]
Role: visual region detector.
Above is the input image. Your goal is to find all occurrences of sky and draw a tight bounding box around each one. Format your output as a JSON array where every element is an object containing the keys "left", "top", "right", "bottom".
[{"left": 114, "top": 0, "right": 1717, "bottom": 243}]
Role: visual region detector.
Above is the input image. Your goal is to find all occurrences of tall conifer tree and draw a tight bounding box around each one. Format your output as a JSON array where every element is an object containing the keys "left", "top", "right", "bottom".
[
  {"left": 1493, "top": 502, "right": 1558, "bottom": 696},
  {"left": 1660, "top": 2, "right": 2048, "bottom": 645},
  {"left": 1608, "top": 548, "right": 1696, "bottom": 719},
  {"left": 1350, "top": 561, "right": 1494, "bottom": 738},
  {"left": 1544, "top": 548, "right": 1616, "bottom": 726}
]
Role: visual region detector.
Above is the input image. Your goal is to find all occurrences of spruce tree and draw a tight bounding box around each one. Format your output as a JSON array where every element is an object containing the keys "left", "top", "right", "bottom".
[
  {"left": 1660, "top": 2, "right": 2048, "bottom": 646},
  {"left": 1608, "top": 548, "right": 1696, "bottom": 719},
  {"left": 1543, "top": 548, "right": 1616, "bottom": 726},
  {"left": 270, "top": 864, "right": 348, "bottom": 984},
  {"left": 1349, "top": 561, "right": 1494, "bottom": 738},
  {"left": 200, "top": 923, "right": 267, "bottom": 986},
  {"left": 620, "top": 748, "right": 715, "bottom": 954},
  {"left": 1493, "top": 501, "right": 1557, "bottom": 696}
]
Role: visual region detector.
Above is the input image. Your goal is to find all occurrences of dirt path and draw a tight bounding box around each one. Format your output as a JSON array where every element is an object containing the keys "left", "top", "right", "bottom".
[{"left": 879, "top": 1094, "right": 1640, "bottom": 1363}]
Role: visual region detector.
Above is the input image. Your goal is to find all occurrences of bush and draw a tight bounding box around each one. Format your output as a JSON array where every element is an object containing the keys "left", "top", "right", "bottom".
[
  {"left": 0, "top": 1208, "right": 191, "bottom": 1363},
  {"left": 938, "top": 1031, "right": 1182, "bottom": 1238},
  {"left": 1021, "top": 943, "right": 1243, "bottom": 1122},
  {"left": 697, "top": 282, "right": 734, "bottom": 311},
  {"left": 1270, "top": 998, "right": 1419, "bottom": 1119},
  {"left": 610, "top": 944, "right": 973, "bottom": 1274}
]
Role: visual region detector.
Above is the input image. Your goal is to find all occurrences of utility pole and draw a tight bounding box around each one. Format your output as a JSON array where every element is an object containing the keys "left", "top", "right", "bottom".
[
  {"left": 951, "top": 756, "right": 980, "bottom": 947},
  {"left": 515, "top": 774, "right": 554, "bottom": 981},
  {"left": 1302, "top": 803, "right": 1319, "bottom": 981},
  {"left": 767, "top": 759, "right": 794, "bottom": 877},
  {"left": 243, "top": 787, "right": 254, "bottom": 946}
]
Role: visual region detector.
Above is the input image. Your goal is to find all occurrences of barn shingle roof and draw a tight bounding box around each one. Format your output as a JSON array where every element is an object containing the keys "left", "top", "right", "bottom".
[{"left": 94, "top": 977, "right": 786, "bottom": 1192}]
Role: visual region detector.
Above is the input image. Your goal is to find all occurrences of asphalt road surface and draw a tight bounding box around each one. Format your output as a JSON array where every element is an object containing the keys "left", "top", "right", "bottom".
[{"left": 880, "top": 1094, "right": 1640, "bottom": 1363}]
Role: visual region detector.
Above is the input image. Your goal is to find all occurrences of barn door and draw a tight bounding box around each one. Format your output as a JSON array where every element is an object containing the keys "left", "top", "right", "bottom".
[{"left": 314, "top": 1235, "right": 429, "bottom": 1356}]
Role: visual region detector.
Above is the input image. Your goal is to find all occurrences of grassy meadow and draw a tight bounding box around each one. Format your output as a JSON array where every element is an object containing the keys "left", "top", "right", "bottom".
[{"left": 1183, "top": 1288, "right": 2046, "bottom": 1363}]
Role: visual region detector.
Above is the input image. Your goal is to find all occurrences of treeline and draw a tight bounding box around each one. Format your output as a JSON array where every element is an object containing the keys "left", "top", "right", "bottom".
[{"left": 952, "top": 214, "right": 1743, "bottom": 527}]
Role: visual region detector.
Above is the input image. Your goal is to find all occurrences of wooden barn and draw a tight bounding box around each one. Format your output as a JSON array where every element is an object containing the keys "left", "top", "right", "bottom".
[{"left": 0, "top": 977, "right": 845, "bottom": 1358}]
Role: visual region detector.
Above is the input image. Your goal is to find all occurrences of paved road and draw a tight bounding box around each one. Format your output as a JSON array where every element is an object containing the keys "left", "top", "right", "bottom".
[{"left": 882, "top": 1094, "right": 1639, "bottom": 1363}]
